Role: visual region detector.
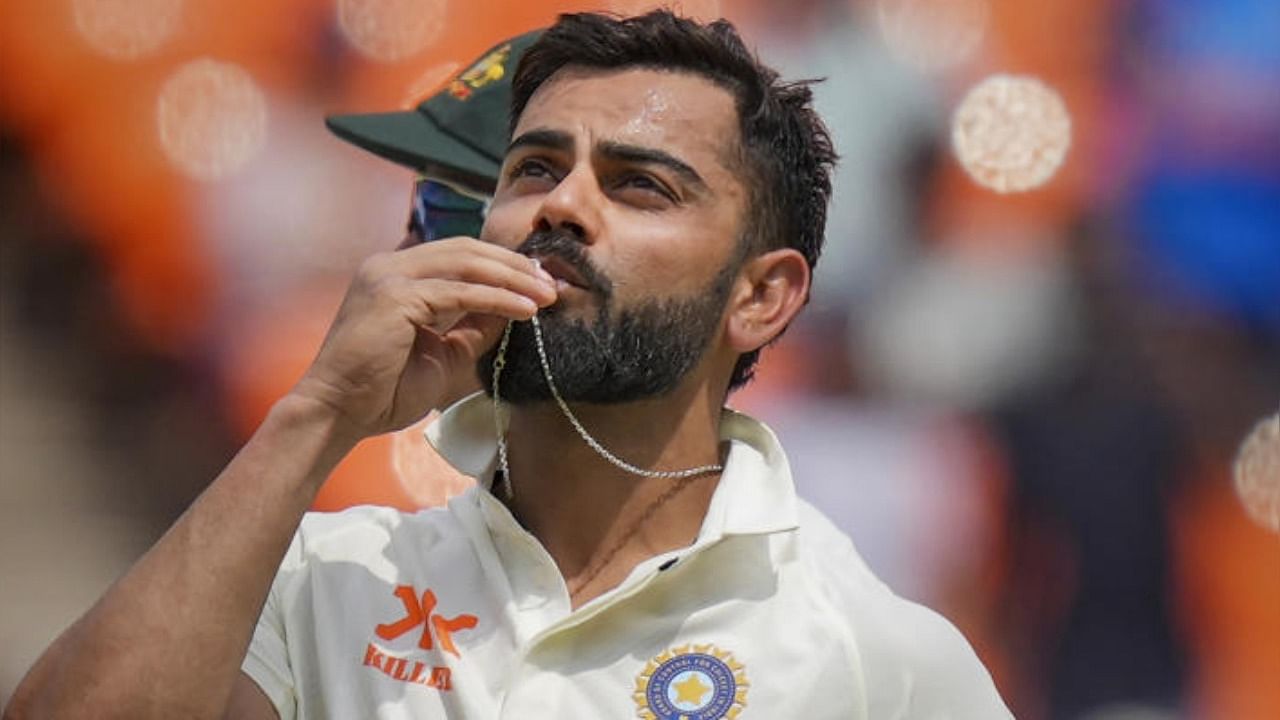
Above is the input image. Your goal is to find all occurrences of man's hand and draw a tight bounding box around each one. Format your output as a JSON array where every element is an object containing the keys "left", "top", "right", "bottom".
[{"left": 292, "top": 237, "right": 557, "bottom": 438}]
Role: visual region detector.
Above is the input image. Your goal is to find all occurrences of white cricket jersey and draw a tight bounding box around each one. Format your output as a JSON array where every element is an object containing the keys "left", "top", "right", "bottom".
[{"left": 243, "top": 393, "right": 1012, "bottom": 719}]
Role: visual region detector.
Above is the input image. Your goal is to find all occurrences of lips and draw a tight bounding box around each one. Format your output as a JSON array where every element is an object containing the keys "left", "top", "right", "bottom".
[{"left": 534, "top": 254, "right": 590, "bottom": 291}]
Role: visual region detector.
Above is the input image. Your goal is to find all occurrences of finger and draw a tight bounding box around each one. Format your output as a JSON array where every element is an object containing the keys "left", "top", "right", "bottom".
[
  {"left": 383, "top": 239, "right": 558, "bottom": 306},
  {"left": 397, "top": 237, "right": 548, "bottom": 278},
  {"left": 399, "top": 278, "right": 541, "bottom": 334},
  {"left": 438, "top": 314, "right": 510, "bottom": 359},
  {"left": 435, "top": 252, "right": 558, "bottom": 308}
]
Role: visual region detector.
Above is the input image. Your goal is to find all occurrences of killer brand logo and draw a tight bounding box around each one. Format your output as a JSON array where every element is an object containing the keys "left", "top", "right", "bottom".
[{"left": 361, "top": 585, "right": 479, "bottom": 691}]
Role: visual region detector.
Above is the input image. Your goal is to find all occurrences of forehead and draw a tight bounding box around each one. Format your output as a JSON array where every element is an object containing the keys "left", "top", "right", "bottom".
[{"left": 512, "top": 66, "right": 741, "bottom": 172}]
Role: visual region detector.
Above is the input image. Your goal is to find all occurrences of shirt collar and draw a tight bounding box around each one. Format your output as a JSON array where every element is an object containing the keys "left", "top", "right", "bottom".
[{"left": 426, "top": 392, "right": 799, "bottom": 538}]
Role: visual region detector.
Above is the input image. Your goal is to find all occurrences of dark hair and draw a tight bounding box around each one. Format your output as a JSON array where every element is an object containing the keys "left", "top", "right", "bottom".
[{"left": 510, "top": 10, "right": 837, "bottom": 390}]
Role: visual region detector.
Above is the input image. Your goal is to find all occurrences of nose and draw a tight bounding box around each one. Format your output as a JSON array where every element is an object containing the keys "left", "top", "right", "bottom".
[{"left": 533, "top": 165, "right": 603, "bottom": 243}]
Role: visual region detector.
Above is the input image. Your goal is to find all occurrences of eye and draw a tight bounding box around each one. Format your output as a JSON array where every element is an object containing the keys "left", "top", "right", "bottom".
[
  {"left": 617, "top": 172, "right": 675, "bottom": 201},
  {"left": 508, "top": 157, "right": 555, "bottom": 181}
]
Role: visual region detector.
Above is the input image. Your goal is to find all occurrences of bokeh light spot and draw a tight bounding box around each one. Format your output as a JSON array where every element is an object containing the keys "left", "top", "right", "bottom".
[
  {"left": 875, "top": 0, "right": 988, "bottom": 73},
  {"left": 156, "top": 58, "right": 268, "bottom": 182},
  {"left": 1234, "top": 413, "right": 1280, "bottom": 534},
  {"left": 951, "top": 74, "right": 1072, "bottom": 194},
  {"left": 337, "top": 0, "right": 448, "bottom": 63},
  {"left": 72, "top": 0, "right": 184, "bottom": 61},
  {"left": 607, "top": 0, "right": 722, "bottom": 23}
]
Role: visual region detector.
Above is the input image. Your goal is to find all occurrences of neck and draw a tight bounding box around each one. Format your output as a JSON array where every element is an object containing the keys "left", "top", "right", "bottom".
[{"left": 499, "top": 381, "right": 726, "bottom": 607}]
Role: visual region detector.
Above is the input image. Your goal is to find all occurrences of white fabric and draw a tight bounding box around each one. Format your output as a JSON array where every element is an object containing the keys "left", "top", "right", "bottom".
[{"left": 243, "top": 393, "right": 1012, "bottom": 719}]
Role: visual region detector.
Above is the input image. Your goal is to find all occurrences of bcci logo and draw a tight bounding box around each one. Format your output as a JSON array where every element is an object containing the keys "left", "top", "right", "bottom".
[{"left": 634, "top": 644, "right": 748, "bottom": 720}]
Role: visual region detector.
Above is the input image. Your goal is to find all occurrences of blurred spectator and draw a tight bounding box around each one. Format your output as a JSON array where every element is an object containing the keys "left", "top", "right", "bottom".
[{"left": 986, "top": 220, "right": 1190, "bottom": 719}]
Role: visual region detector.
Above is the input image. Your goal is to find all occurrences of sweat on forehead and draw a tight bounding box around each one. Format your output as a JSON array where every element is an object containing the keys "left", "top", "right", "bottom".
[
  {"left": 521, "top": 67, "right": 733, "bottom": 124},
  {"left": 511, "top": 67, "right": 745, "bottom": 176}
]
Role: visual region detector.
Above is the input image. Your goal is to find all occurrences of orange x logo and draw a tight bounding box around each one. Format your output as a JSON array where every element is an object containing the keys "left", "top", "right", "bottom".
[{"left": 374, "top": 585, "right": 478, "bottom": 657}]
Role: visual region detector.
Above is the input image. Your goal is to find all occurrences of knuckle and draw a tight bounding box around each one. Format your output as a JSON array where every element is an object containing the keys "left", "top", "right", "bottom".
[
  {"left": 356, "top": 252, "right": 394, "bottom": 282},
  {"left": 393, "top": 282, "right": 434, "bottom": 317},
  {"left": 437, "top": 236, "right": 470, "bottom": 250},
  {"left": 370, "top": 272, "right": 403, "bottom": 298},
  {"left": 437, "top": 284, "right": 468, "bottom": 310}
]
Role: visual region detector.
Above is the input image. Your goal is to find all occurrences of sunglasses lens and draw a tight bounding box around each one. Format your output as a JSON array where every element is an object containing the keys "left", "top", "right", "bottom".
[{"left": 410, "top": 179, "right": 486, "bottom": 242}]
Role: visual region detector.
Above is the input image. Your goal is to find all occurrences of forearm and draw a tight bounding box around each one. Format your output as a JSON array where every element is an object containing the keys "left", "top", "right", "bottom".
[
  {"left": 5, "top": 394, "right": 361, "bottom": 720},
  {"left": 4, "top": 238, "right": 553, "bottom": 720}
]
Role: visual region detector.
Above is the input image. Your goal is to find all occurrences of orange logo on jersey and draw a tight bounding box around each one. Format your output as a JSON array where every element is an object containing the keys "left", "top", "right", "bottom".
[
  {"left": 363, "top": 644, "right": 454, "bottom": 690},
  {"left": 361, "top": 585, "right": 479, "bottom": 692},
  {"left": 447, "top": 44, "right": 511, "bottom": 100},
  {"left": 375, "top": 585, "right": 478, "bottom": 657}
]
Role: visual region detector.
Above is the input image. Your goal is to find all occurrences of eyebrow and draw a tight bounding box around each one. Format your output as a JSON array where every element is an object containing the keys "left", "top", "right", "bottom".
[
  {"left": 597, "top": 140, "right": 708, "bottom": 193},
  {"left": 506, "top": 128, "right": 574, "bottom": 156},
  {"left": 505, "top": 129, "right": 710, "bottom": 194}
]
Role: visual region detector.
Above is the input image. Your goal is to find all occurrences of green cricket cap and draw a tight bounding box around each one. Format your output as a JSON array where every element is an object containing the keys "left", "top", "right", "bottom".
[{"left": 325, "top": 29, "right": 543, "bottom": 197}]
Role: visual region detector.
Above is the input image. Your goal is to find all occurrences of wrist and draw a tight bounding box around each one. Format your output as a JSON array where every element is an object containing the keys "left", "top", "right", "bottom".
[
  {"left": 283, "top": 374, "right": 373, "bottom": 432},
  {"left": 264, "top": 391, "right": 365, "bottom": 477}
]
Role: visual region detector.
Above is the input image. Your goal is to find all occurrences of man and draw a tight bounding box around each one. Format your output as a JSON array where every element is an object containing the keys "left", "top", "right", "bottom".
[{"left": 5, "top": 11, "right": 1011, "bottom": 719}]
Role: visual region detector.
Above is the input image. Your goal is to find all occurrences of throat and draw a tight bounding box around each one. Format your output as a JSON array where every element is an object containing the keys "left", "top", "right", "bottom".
[
  {"left": 487, "top": 314, "right": 728, "bottom": 606},
  {"left": 497, "top": 462, "right": 716, "bottom": 609}
]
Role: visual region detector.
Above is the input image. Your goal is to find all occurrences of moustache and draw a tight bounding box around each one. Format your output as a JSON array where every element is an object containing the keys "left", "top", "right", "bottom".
[{"left": 515, "top": 228, "right": 613, "bottom": 301}]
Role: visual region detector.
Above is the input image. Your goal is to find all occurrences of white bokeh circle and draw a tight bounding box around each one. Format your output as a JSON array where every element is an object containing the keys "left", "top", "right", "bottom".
[
  {"left": 952, "top": 74, "right": 1072, "bottom": 194},
  {"left": 336, "top": 0, "right": 448, "bottom": 63},
  {"left": 73, "top": 0, "right": 184, "bottom": 61},
  {"left": 875, "top": 0, "right": 988, "bottom": 73},
  {"left": 157, "top": 58, "right": 268, "bottom": 182},
  {"left": 1234, "top": 413, "right": 1280, "bottom": 533}
]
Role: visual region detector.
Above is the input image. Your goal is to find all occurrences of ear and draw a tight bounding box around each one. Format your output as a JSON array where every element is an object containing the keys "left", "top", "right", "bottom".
[{"left": 724, "top": 248, "right": 810, "bottom": 355}]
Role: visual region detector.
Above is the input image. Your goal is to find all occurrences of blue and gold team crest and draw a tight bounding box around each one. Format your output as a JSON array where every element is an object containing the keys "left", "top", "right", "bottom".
[{"left": 634, "top": 644, "right": 748, "bottom": 719}]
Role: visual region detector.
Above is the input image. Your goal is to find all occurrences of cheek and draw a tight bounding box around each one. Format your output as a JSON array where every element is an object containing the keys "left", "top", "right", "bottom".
[
  {"left": 611, "top": 222, "right": 734, "bottom": 297},
  {"left": 479, "top": 196, "right": 540, "bottom": 249}
]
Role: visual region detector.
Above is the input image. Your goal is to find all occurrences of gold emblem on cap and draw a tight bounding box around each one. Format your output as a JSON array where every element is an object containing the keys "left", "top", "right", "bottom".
[{"left": 448, "top": 44, "right": 511, "bottom": 100}]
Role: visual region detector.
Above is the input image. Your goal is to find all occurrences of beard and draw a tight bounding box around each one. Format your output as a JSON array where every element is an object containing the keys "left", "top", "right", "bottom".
[{"left": 478, "top": 228, "right": 738, "bottom": 405}]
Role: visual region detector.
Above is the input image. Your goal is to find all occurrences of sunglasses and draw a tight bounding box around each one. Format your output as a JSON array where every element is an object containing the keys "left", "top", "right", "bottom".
[{"left": 407, "top": 177, "right": 487, "bottom": 243}]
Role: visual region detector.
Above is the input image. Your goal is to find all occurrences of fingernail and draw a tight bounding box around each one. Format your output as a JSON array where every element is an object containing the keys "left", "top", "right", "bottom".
[{"left": 531, "top": 257, "right": 554, "bottom": 283}]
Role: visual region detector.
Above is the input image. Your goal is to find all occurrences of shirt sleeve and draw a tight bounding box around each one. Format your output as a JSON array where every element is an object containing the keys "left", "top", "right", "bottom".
[
  {"left": 895, "top": 603, "right": 1013, "bottom": 720},
  {"left": 240, "top": 533, "right": 303, "bottom": 720},
  {"left": 816, "top": 528, "right": 1012, "bottom": 719},
  {"left": 854, "top": 596, "right": 1013, "bottom": 720}
]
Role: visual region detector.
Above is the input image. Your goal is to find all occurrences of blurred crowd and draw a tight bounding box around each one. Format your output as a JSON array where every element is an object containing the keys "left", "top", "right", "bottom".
[{"left": 2, "top": 0, "right": 1277, "bottom": 717}]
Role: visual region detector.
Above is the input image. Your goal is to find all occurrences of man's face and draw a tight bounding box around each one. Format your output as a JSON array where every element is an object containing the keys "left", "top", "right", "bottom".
[{"left": 478, "top": 67, "right": 749, "bottom": 403}]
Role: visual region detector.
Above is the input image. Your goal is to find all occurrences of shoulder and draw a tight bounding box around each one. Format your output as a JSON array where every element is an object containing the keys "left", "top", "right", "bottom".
[
  {"left": 793, "top": 499, "right": 887, "bottom": 596},
  {"left": 277, "top": 501, "right": 466, "bottom": 579},
  {"left": 298, "top": 502, "right": 454, "bottom": 548},
  {"left": 296, "top": 503, "right": 455, "bottom": 544},
  {"left": 792, "top": 500, "right": 1011, "bottom": 718},
  {"left": 789, "top": 499, "right": 895, "bottom": 632}
]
